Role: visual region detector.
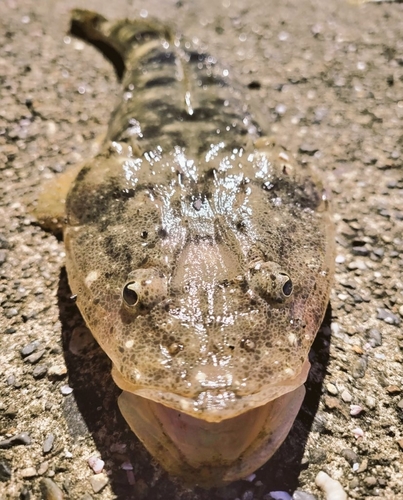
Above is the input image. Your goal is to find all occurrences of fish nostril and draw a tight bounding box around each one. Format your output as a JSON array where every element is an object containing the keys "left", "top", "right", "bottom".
[
  {"left": 241, "top": 338, "right": 255, "bottom": 352},
  {"left": 168, "top": 342, "right": 183, "bottom": 356}
]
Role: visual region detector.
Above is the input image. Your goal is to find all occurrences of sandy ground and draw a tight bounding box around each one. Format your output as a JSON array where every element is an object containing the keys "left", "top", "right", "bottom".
[{"left": 1, "top": 0, "right": 403, "bottom": 499}]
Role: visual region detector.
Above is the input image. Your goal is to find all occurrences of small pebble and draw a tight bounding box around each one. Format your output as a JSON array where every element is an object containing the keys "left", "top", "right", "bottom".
[
  {"left": 367, "top": 329, "right": 382, "bottom": 347},
  {"left": 90, "top": 473, "right": 108, "bottom": 493},
  {"left": 40, "top": 478, "right": 64, "bottom": 500},
  {"left": 43, "top": 433, "right": 55, "bottom": 454},
  {"left": 348, "top": 259, "right": 367, "bottom": 271},
  {"left": 33, "top": 364, "right": 48, "bottom": 379},
  {"left": 372, "top": 248, "right": 384, "bottom": 258},
  {"left": 88, "top": 456, "right": 105, "bottom": 474},
  {"left": 60, "top": 385, "right": 73, "bottom": 395},
  {"left": 364, "top": 476, "right": 377, "bottom": 487},
  {"left": 386, "top": 385, "right": 401, "bottom": 394},
  {"left": 242, "top": 491, "right": 254, "bottom": 500},
  {"left": 0, "top": 459, "right": 12, "bottom": 481},
  {"left": 349, "top": 478, "right": 359, "bottom": 488},
  {"left": 20, "top": 467, "right": 37, "bottom": 478},
  {"left": 326, "top": 383, "right": 338, "bottom": 395},
  {"left": 365, "top": 396, "right": 376, "bottom": 409},
  {"left": 335, "top": 254, "right": 345, "bottom": 264},
  {"left": 293, "top": 491, "right": 317, "bottom": 500},
  {"left": 5, "top": 308, "right": 19, "bottom": 318},
  {"left": 399, "top": 305, "right": 403, "bottom": 318},
  {"left": 37, "top": 461, "right": 49, "bottom": 475},
  {"left": 358, "top": 458, "right": 368, "bottom": 473},
  {"left": 352, "top": 246, "right": 368, "bottom": 256},
  {"left": 315, "top": 471, "right": 347, "bottom": 500},
  {"left": 352, "top": 427, "right": 364, "bottom": 438},
  {"left": 20, "top": 341, "right": 40, "bottom": 357},
  {"left": 352, "top": 357, "right": 367, "bottom": 379},
  {"left": 350, "top": 404, "right": 363, "bottom": 416},
  {"left": 121, "top": 461, "right": 133, "bottom": 471},
  {"left": 341, "top": 448, "right": 358, "bottom": 465},
  {"left": 47, "top": 364, "right": 67, "bottom": 379},
  {"left": 24, "top": 349, "right": 46, "bottom": 364},
  {"left": 341, "top": 390, "right": 352, "bottom": 403},
  {"left": 377, "top": 308, "right": 400, "bottom": 325},
  {"left": 243, "top": 473, "right": 256, "bottom": 482},
  {"left": 269, "top": 491, "right": 292, "bottom": 500},
  {"left": 0, "top": 432, "right": 31, "bottom": 449}
]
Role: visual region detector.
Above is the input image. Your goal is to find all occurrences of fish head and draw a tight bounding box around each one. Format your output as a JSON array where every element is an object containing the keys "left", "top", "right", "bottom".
[{"left": 64, "top": 142, "right": 334, "bottom": 485}]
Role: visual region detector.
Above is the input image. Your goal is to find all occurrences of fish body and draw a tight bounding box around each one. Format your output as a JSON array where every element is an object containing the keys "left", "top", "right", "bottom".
[{"left": 36, "top": 10, "right": 334, "bottom": 487}]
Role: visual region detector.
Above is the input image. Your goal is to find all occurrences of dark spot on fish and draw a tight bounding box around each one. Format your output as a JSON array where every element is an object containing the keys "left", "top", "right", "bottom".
[
  {"left": 75, "top": 165, "right": 91, "bottom": 183},
  {"left": 248, "top": 80, "right": 261, "bottom": 90},
  {"left": 143, "top": 51, "right": 176, "bottom": 66},
  {"left": 188, "top": 51, "right": 208, "bottom": 63},
  {"left": 121, "top": 188, "right": 135, "bottom": 198},
  {"left": 199, "top": 75, "right": 228, "bottom": 88},
  {"left": 144, "top": 76, "right": 177, "bottom": 89},
  {"left": 204, "top": 168, "right": 216, "bottom": 179},
  {"left": 158, "top": 227, "right": 168, "bottom": 238}
]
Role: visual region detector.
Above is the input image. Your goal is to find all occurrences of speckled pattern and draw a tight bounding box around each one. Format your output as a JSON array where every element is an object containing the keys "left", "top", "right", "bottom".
[
  {"left": 33, "top": 8, "right": 334, "bottom": 487},
  {"left": 1, "top": 0, "right": 403, "bottom": 499}
]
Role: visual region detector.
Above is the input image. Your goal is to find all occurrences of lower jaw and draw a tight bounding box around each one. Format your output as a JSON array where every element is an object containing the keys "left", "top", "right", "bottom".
[{"left": 118, "top": 384, "right": 305, "bottom": 488}]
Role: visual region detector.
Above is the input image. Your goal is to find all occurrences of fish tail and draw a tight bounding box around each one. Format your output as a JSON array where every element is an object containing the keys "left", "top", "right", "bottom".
[{"left": 69, "top": 9, "right": 173, "bottom": 80}]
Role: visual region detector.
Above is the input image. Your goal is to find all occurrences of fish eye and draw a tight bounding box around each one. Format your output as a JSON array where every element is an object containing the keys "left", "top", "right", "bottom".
[
  {"left": 123, "top": 282, "right": 139, "bottom": 306},
  {"left": 122, "top": 268, "right": 168, "bottom": 311},
  {"left": 249, "top": 262, "right": 294, "bottom": 306},
  {"left": 282, "top": 277, "right": 293, "bottom": 297}
]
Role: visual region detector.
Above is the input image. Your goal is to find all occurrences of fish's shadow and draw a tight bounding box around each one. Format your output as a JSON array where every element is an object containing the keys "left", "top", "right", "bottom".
[{"left": 57, "top": 267, "right": 331, "bottom": 499}]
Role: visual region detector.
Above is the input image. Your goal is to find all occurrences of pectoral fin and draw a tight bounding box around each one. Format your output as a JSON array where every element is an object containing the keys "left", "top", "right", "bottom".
[{"left": 30, "top": 163, "right": 83, "bottom": 235}]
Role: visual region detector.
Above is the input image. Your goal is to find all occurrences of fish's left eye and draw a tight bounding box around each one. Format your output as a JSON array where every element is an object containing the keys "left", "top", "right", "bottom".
[
  {"left": 122, "top": 268, "right": 167, "bottom": 311},
  {"left": 123, "top": 282, "right": 139, "bottom": 306}
]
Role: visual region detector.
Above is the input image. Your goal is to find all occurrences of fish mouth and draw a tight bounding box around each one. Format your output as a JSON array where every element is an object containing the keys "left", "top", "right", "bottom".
[
  {"left": 117, "top": 384, "right": 306, "bottom": 487},
  {"left": 111, "top": 358, "right": 310, "bottom": 422},
  {"left": 112, "top": 351, "right": 310, "bottom": 486}
]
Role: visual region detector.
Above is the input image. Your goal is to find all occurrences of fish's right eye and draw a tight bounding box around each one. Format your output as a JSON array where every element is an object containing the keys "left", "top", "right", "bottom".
[{"left": 123, "top": 282, "right": 139, "bottom": 306}]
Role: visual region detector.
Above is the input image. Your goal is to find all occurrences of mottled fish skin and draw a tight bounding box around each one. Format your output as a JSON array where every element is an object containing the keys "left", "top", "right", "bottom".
[{"left": 51, "top": 10, "right": 334, "bottom": 486}]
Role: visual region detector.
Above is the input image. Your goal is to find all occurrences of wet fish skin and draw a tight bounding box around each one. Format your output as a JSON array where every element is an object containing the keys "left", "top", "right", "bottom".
[{"left": 35, "top": 10, "right": 335, "bottom": 487}]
